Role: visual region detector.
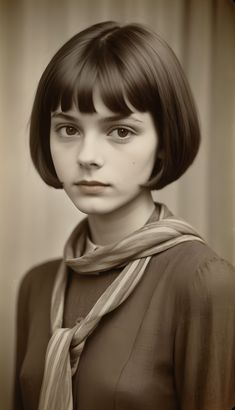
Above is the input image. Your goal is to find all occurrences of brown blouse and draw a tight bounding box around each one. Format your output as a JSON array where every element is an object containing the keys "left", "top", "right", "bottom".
[{"left": 14, "top": 241, "right": 235, "bottom": 410}]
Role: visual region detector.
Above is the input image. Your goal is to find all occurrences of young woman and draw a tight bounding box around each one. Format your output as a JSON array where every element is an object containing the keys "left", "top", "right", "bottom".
[{"left": 14, "top": 21, "right": 235, "bottom": 410}]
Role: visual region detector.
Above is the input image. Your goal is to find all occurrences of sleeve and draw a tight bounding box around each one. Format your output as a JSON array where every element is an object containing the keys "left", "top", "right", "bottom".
[
  {"left": 13, "top": 272, "right": 31, "bottom": 410},
  {"left": 174, "top": 257, "right": 235, "bottom": 410}
]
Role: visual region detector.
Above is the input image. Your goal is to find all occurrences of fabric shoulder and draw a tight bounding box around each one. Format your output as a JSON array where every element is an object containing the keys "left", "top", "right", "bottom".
[
  {"left": 20, "top": 258, "right": 62, "bottom": 288},
  {"left": 162, "top": 241, "right": 235, "bottom": 317},
  {"left": 17, "top": 258, "right": 62, "bottom": 311},
  {"left": 148, "top": 240, "right": 235, "bottom": 314},
  {"left": 148, "top": 239, "right": 221, "bottom": 284}
]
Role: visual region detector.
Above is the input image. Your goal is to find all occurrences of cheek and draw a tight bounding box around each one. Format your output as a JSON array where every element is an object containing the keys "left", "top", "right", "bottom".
[
  {"left": 50, "top": 148, "right": 61, "bottom": 174},
  {"left": 130, "top": 147, "right": 156, "bottom": 176},
  {"left": 50, "top": 140, "right": 58, "bottom": 169},
  {"left": 117, "top": 153, "right": 155, "bottom": 187},
  {"left": 50, "top": 145, "right": 69, "bottom": 181}
]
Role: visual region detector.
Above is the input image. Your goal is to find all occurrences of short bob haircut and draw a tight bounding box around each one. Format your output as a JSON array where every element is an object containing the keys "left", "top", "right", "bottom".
[{"left": 30, "top": 21, "right": 200, "bottom": 190}]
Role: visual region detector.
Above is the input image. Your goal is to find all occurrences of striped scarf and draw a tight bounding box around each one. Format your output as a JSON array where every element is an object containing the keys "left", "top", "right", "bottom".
[{"left": 38, "top": 203, "right": 204, "bottom": 409}]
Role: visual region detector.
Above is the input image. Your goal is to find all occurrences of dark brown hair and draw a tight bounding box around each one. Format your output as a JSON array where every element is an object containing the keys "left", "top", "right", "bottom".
[{"left": 30, "top": 21, "right": 200, "bottom": 190}]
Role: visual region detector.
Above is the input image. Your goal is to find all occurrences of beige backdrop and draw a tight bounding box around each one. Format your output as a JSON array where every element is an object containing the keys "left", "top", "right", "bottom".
[{"left": 1, "top": 0, "right": 235, "bottom": 408}]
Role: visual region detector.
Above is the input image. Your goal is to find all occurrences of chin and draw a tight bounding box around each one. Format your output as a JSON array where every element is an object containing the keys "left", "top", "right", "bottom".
[
  {"left": 71, "top": 197, "right": 116, "bottom": 216},
  {"left": 71, "top": 194, "right": 139, "bottom": 217}
]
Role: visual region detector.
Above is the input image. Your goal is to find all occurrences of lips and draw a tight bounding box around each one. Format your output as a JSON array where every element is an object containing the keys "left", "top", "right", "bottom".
[{"left": 75, "top": 180, "right": 110, "bottom": 186}]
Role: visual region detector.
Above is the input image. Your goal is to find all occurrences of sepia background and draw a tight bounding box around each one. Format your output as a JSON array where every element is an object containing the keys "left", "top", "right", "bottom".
[{"left": 0, "top": 0, "right": 235, "bottom": 408}]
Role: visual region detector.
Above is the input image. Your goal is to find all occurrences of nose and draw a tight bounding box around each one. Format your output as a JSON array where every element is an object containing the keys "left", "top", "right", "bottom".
[{"left": 76, "top": 133, "right": 104, "bottom": 169}]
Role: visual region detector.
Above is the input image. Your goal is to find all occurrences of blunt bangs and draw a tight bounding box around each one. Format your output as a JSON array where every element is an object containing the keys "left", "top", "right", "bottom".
[
  {"left": 30, "top": 21, "right": 200, "bottom": 190},
  {"left": 46, "top": 27, "right": 163, "bottom": 116}
]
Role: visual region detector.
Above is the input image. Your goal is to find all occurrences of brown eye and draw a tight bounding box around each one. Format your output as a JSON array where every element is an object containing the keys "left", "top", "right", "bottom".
[
  {"left": 108, "top": 127, "right": 135, "bottom": 140},
  {"left": 56, "top": 125, "right": 80, "bottom": 138},
  {"left": 117, "top": 128, "right": 130, "bottom": 138},
  {"left": 65, "top": 126, "right": 77, "bottom": 135}
]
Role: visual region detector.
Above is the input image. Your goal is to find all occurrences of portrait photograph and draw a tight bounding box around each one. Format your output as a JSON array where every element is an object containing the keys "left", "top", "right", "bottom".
[{"left": 0, "top": 0, "right": 235, "bottom": 409}]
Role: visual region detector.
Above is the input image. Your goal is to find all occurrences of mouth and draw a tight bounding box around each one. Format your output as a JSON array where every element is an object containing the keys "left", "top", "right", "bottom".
[
  {"left": 73, "top": 180, "right": 111, "bottom": 195},
  {"left": 75, "top": 180, "right": 110, "bottom": 187}
]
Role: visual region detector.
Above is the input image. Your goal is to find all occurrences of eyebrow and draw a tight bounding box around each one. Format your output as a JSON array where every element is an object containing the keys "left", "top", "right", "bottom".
[{"left": 51, "top": 112, "right": 143, "bottom": 124}]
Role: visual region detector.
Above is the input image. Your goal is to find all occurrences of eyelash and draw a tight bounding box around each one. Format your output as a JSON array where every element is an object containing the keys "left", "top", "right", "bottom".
[
  {"left": 55, "top": 125, "right": 79, "bottom": 138},
  {"left": 54, "top": 124, "right": 137, "bottom": 141},
  {"left": 108, "top": 127, "right": 136, "bottom": 140}
]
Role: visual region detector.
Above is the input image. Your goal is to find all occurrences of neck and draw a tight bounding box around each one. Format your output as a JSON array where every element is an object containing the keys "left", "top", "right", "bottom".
[{"left": 87, "top": 191, "right": 156, "bottom": 246}]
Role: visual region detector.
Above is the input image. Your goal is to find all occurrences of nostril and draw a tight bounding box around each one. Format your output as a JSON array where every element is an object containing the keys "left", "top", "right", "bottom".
[{"left": 78, "top": 160, "right": 100, "bottom": 169}]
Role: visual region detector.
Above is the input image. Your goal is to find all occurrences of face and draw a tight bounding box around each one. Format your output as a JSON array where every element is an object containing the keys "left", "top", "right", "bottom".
[{"left": 50, "top": 89, "right": 158, "bottom": 216}]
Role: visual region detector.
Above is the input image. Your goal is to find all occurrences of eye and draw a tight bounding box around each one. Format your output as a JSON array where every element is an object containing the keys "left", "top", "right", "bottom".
[
  {"left": 56, "top": 125, "right": 80, "bottom": 138},
  {"left": 108, "top": 127, "right": 135, "bottom": 140},
  {"left": 65, "top": 126, "right": 78, "bottom": 135}
]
